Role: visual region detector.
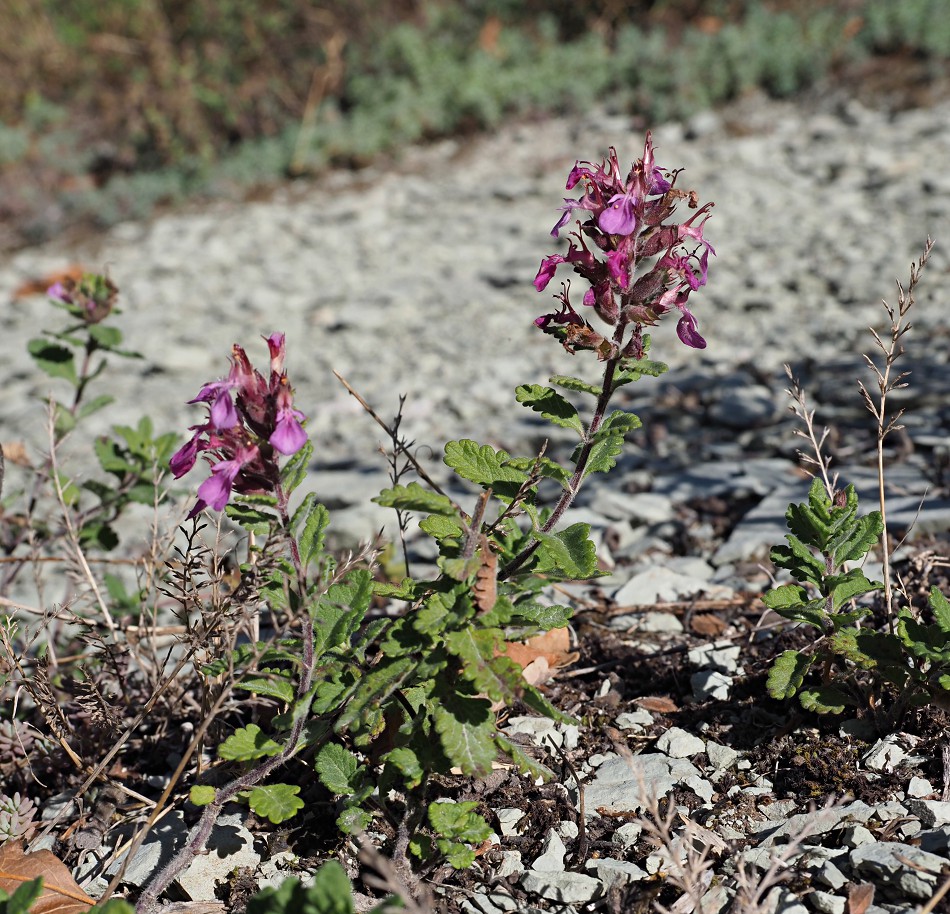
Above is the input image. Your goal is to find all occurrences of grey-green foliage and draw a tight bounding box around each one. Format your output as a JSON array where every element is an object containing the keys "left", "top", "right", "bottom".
[{"left": 863, "top": 0, "right": 950, "bottom": 57}]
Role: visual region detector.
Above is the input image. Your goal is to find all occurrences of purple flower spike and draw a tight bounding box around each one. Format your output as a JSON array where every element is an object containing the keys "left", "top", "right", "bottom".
[
  {"left": 174, "top": 333, "right": 309, "bottom": 517},
  {"left": 535, "top": 134, "right": 714, "bottom": 353}
]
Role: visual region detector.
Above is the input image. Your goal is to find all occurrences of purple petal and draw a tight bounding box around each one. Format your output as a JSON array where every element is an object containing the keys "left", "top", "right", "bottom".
[
  {"left": 195, "top": 459, "right": 243, "bottom": 511},
  {"left": 210, "top": 391, "right": 238, "bottom": 429},
  {"left": 597, "top": 193, "right": 637, "bottom": 236},
  {"left": 534, "top": 255, "right": 565, "bottom": 292},
  {"left": 606, "top": 250, "right": 630, "bottom": 289},
  {"left": 270, "top": 411, "right": 308, "bottom": 455},
  {"left": 676, "top": 310, "right": 706, "bottom": 349},
  {"left": 170, "top": 434, "right": 201, "bottom": 478}
]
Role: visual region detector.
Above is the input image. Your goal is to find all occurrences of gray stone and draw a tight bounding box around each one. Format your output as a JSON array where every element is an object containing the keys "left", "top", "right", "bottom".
[
  {"left": 613, "top": 566, "right": 732, "bottom": 605},
  {"left": 763, "top": 887, "right": 809, "bottom": 914},
  {"left": 708, "top": 383, "right": 779, "bottom": 429},
  {"left": 706, "top": 741, "right": 741, "bottom": 771},
  {"left": 906, "top": 776, "right": 934, "bottom": 798},
  {"left": 656, "top": 726, "right": 705, "bottom": 758},
  {"left": 905, "top": 798, "right": 950, "bottom": 827},
  {"left": 519, "top": 870, "right": 602, "bottom": 904},
  {"left": 691, "top": 670, "right": 733, "bottom": 700},
  {"left": 582, "top": 752, "right": 704, "bottom": 818},
  {"left": 839, "top": 825, "right": 875, "bottom": 848},
  {"left": 808, "top": 890, "right": 846, "bottom": 914},
  {"left": 176, "top": 810, "right": 261, "bottom": 901},
  {"left": 584, "top": 857, "right": 649, "bottom": 888},
  {"left": 495, "top": 851, "right": 524, "bottom": 879},
  {"left": 805, "top": 859, "right": 849, "bottom": 891},
  {"left": 849, "top": 842, "right": 945, "bottom": 899},
  {"left": 503, "top": 716, "right": 563, "bottom": 748},
  {"left": 688, "top": 641, "right": 742, "bottom": 673},
  {"left": 917, "top": 826, "right": 950, "bottom": 854},
  {"left": 557, "top": 820, "right": 579, "bottom": 840},
  {"left": 531, "top": 829, "right": 566, "bottom": 872},
  {"left": 462, "top": 892, "right": 521, "bottom": 914},
  {"left": 107, "top": 810, "right": 189, "bottom": 888},
  {"left": 615, "top": 709, "right": 653, "bottom": 731},
  {"left": 611, "top": 822, "right": 643, "bottom": 849},
  {"left": 863, "top": 736, "right": 907, "bottom": 772},
  {"left": 496, "top": 808, "right": 526, "bottom": 837}
]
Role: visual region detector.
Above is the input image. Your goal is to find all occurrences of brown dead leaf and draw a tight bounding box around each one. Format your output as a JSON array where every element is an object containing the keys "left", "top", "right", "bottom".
[
  {"left": 689, "top": 613, "right": 726, "bottom": 636},
  {"left": 519, "top": 656, "right": 550, "bottom": 688},
  {"left": 502, "top": 627, "right": 579, "bottom": 682},
  {"left": 847, "top": 883, "right": 874, "bottom": 914},
  {"left": 12, "top": 266, "right": 87, "bottom": 300},
  {"left": 634, "top": 696, "right": 679, "bottom": 713},
  {"left": 1, "top": 442, "right": 31, "bottom": 468},
  {"left": 472, "top": 536, "right": 497, "bottom": 613},
  {"left": 0, "top": 841, "right": 95, "bottom": 912}
]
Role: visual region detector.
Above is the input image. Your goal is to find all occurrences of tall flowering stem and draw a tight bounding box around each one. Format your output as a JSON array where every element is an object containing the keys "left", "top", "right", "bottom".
[{"left": 503, "top": 135, "right": 714, "bottom": 579}]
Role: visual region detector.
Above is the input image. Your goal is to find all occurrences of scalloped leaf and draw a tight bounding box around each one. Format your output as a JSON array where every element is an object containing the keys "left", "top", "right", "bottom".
[
  {"left": 374, "top": 482, "right": 458, "bottom": 516},
  {"left": 826, "top": 568, "right": 882, "bottom": 612},
  {"left": 931, "top": 587, "right": 950, "bottom": 633},
  {"left": 247, "top": 783, "right": 304, "bottom": 824},
  {"left": 189, "top": 785, "right": 216, "bottom": 806},
  {"left": 433, "top": 698, "right": 495, "bottom": 776},
  {"left": 312, "top": 569, "right": 373, "bottom": 656},
  {"left": 293, "top": 494, "right": 330, "bottom": 569},
  {"left": 444, "top": 439, "right": 528, "bottom": 501},
  {"left": 235, "top": 674, "right": 295, "bottom": 704},
  {"left": 830, "top": 511, "right": 884, "bottom": 566},
  {"left": 429, "top": 800, "right": 492, "bottom": 844},
  {"left": 315, "top": 743, "right": 363, "bottom": 795},
  {"left": 535, "top": 523, "right": 598, "bottom": 579},
  {"left": 515, "top": 384, "right": 584, "bottom": 435},
  {"left": 770, "top": 535, "right": 825, "bottom": 587},
  {"left": 766, "top": 650, "right": 813, "bottom": 700},
  {"left": 280, "top": 439, "right": 313, "bottom": 493},
  {"left": 503, "top": 455, "right": 572, "bottom": 487},
  {"left": 28, "top": 339, "right": 77, "bottom": 384},
  {"left": 577, "top": 433, "right": 624, "bottom": 478},
  {"left": 549, "top": 374, "right": 601, "bottom": 396},
  {"left": 218, "top": 723, "right": 283, "bottom": 761},
  {"left": 799, "top": 686, "right": 851, "bottom": 715},
  {"left": 225, "top": 503, "right": 276, "bottom": 535}
]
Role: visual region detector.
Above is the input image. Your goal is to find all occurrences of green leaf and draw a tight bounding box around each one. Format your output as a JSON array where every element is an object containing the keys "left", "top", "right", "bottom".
[
  {"left": 770, "top": 535, "right": 825, "bottom": 587},
  {"left": 766, "top": 650, "right": 813, "bottom": 700},
  {"left": 420, "top": 514, "right": 464, "bottom": 543},
  {"left": 438, "top": 841, "right": 477, "bottom": 870},
  {"left": 77, "top": 394, "right": 115, "bottom": 420},
  {"left": 509, "top": 602, "right": 573, "bottom": 629},
  {"left": 189, "top": 785, "right": 216, "bottom": 806},
  {"left": 236, "top": 674, "right": 295, "bottom": 704},
  {"left": 445, "top": 628, "right": 513, "bottom": 702},
  {"left": 578, "top": 433, "right": 624, "bottom": 478},
  {"left": 444, "top": 439, "right": 528, "bottom": 500},
  {"left": 28, "top": 339, "right": 77, "bottom": 383},
  {"left": 294, "top": 494, "right": 331, "bottom": 569},
  {"left": 799, "top": 686, "right": 851, "bottom": 715},
  {"left": 315, "top": 743, "right": 363, "bottom": 795},
  {"left": 830, "top": 511, "right": 884, "bottom": 566},
  {"left": 611, "top": 356, "right": 668, "bottom": 390},
  {"left": 599, "top": 410, "right": 642, "bottom": 438},
  {"left": 515, "top": 384, "right": 584, "bottom": 435},
  {"left": 312, "top": 569, "right": 373, "bottom": 656},
  {"left": 219, "top": 723, "right": 283, "bottom": 761},
  {"left": 225, "top": 503, "right": 277, "bottom": 535},
  {"left": 433, "top": 697, "right": 495, "bottom": 776},
  {"left": 429, "top": 800, "right": 492, "bottom": 843},
  {"left": 494, "top": 733, "right": 554, "bottom": 781},
  {"left": 246, "top": 865, "right": 357, "bottom": 914},
  {"left": 762, "top": 582, "right": 810, "bottom": 611},
  {"left": 383, "top": 747, "right": 424, "bottom": 789},
  {"left": 535, "top": 523, "right": 598, "bottom": 578},
  {"left": 374, "top": 481, "right": 458, "bottom": 515},
  {"left": 335, "top": 656, "right": 415, "bottom": 739},
  {"left": 88, "top": 324, "right": 122, "bottom": 349},
  {"left": 247, "top": 783, "right": 304, "bottom": 824},
  {"left": 826, "top": 568, "right": 882, "bottom": 612},
  {"left": 280, "top": 439, "right": 313, "bottom": 493},
  {"left": 549, "top": 374, "right": 600, "bottom": 396},
  {"left": 503, "top": 455, "right": 572, "bottom": 487},
  {"left": 930, "top": 587, "right": 950, "bottom": 633}
]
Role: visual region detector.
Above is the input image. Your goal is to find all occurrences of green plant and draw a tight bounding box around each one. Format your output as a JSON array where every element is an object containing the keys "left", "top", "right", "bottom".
[{"left": 765, "top": 241, "right": 947, "bottom": 727}]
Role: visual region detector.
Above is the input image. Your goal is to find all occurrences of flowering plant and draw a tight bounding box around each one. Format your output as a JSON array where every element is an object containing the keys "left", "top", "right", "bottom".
[{"left": 534, "top": 133, "right": 714, "bottom": 357}]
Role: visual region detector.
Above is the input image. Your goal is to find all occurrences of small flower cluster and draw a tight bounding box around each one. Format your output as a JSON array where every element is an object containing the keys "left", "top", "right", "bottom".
[
  {"left": 47, "top": 273, "right": 118, "bottom": 324},
  {"left": 171, "top": 333, "right": 307, "bottom": 518},
  {"left": 534, "top": 134, "right": 714, "bottom": 358}
]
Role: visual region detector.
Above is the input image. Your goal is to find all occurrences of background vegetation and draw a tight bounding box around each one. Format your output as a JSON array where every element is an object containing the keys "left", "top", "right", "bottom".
[{"left": 1, "top": 0, "right": 949, "bottom": 250}]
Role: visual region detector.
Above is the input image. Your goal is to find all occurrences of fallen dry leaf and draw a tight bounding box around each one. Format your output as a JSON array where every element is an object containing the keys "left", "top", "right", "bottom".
[
  {"left": 847, "top": 883, "right": 875, "bottom": 914},
  {"left": 1, "top": 442, "right": 31, "bottom": 468},
  {"left": 689, "top": 613, "right": 726, "bottom": 636},
  {"left": 634, "top": 696, "right": 679, "bottom": 713},
  {"left": 0, "top": 841, "right": 95, "bottom": 912},
  {"left": 501, "top": 627, "right": 579, "bottom": 684},
  {"left": 12, "top": 266, "right": 87, "bottom": 300},
  {"left": 472, "top": 536, "right": 497, "bottom": 613}
]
